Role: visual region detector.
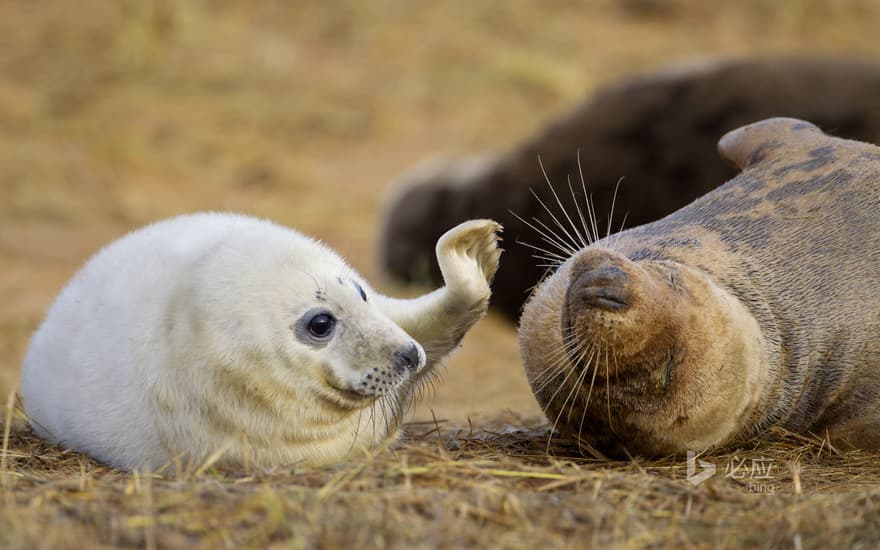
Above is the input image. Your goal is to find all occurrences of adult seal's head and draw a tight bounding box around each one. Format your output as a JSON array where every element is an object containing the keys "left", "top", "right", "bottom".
[
  {"left": 519, "top": 118, "right": 880, "bottom": 457},
  {"left": 21, "top": 213, "right": 502, "bottom": 471},
  {"left": 522, "top": 244, "right": 767, "bottom": 457}
]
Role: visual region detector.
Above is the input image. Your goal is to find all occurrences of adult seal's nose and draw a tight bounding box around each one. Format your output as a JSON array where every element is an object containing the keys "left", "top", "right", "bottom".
[
  {"left": 568, "top": 260, "right": 632, "bottom": 312},
  {"left": 393, "top": 343, "right": 422, "bottom": 374}
]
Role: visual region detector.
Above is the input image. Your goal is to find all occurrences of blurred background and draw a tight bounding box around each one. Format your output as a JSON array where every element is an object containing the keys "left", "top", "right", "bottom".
[{"left": 2, "top": 0, "right": 879, "bottom": 424}]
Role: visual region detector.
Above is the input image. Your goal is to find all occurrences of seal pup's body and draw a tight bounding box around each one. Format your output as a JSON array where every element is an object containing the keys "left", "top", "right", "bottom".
[
  {"left": 22, "top": 213, "right": 501, "bottom": 470},
  {"left": 519, "top": 118, "right": 880, "bottom": 456}
]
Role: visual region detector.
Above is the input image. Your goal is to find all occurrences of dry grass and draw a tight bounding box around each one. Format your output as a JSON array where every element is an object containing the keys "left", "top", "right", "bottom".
[
  {"left": 4, "top": 405, "right": 880, "bottom": 549},
  {"left": 3, "top": 0, "right": 880, "bottom": 547}
]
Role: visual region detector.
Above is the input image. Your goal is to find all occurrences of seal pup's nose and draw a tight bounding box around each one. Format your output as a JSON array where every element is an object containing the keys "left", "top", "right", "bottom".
[
  {"left": 568, "top": 252, "right": 632, "bottom": 312},
  {"left": 393, "top": 343, "right": 422, "bottom": 374}
]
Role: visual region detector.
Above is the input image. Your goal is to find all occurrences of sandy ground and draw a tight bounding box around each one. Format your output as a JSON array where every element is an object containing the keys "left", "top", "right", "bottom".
[{"left": 2, "top": 0, "right": 879, "bottom": 427}]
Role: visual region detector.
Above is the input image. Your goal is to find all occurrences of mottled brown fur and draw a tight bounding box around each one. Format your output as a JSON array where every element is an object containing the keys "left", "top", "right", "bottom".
[{"left": 519, "top": 118, "right": 880, "bottom": 457}]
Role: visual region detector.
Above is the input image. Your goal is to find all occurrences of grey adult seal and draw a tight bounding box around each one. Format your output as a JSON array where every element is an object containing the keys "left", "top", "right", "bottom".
[{"left": 518, "top": 118, "right": 880, "bottom": 457}]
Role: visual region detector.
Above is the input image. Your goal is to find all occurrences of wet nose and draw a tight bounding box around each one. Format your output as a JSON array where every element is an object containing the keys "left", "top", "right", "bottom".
[
  {"left": 393, "top": 343, "right": 422, "bottom": 374},
  {"left": 569, "top": 262, "right": 631, "bottom": 312}
]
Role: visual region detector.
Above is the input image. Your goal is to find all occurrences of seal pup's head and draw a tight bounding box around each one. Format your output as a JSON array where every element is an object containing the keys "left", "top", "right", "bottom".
[
  {"left": 156, "top": 218, "right": 430, "bottom": 467},
  {"left": 519, "top": 244, "right": 767, "bottom": 457},
  {"left": 285, "top": 269, "right": 427, "bottom": 408}
]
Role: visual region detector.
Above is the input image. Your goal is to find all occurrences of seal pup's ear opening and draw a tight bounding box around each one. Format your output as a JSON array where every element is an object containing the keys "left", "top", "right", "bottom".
[{"left": 717, "top": 116, "right": 825, "bottom": 170}]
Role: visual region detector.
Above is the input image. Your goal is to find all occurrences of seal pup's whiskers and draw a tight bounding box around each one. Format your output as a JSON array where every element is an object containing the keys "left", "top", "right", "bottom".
[{"left": 346, "top": 406, "right": 367, "bottom": 457}]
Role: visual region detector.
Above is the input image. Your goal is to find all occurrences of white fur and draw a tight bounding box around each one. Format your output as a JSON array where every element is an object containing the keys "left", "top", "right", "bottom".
[{"left": 21, "top": 213, "right": 500, "bottom": 471}]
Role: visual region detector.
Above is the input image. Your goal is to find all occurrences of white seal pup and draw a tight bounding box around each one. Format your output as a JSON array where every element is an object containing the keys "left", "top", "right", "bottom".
[{"left": 21, "top": 212, "right": 501, "bottom": 471}]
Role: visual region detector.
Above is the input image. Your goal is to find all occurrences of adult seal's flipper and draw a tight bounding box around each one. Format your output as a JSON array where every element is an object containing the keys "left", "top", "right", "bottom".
[{"left": 717, "top": 117, "right": 827, "bottom": 171}]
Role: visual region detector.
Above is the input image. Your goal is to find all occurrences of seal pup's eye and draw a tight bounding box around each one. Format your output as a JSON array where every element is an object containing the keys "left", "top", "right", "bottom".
[
  {"left": 307, "top": 312, "right": 336, "bottom": 339},
  {"left": 353, "top": 280, "right": 367, "bottom": 302},
  {"left": 294, "top": 309, "right": 338, "bottom": 346}
]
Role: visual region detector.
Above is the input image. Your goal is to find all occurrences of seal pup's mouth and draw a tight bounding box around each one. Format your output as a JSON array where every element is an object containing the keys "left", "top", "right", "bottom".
[
  {"left": 315, "top": 383, "right": 378, "bottom": 411},
  {"left": 320, "top": 342, "right": 426, "bottom": 409}
]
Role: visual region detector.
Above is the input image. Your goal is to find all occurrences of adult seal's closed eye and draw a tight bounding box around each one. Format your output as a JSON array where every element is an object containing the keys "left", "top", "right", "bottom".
[
  {"left": 21, "top": 213, "right": 501, "bottom": 470},
  {"left": 519, "top": 118, "right": 880, "bottom": 457}
]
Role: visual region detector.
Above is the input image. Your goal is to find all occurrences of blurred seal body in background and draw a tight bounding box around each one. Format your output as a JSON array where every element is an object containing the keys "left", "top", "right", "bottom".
[{"left": 381, "top": 56, "right": 880, "bottom": 321}]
